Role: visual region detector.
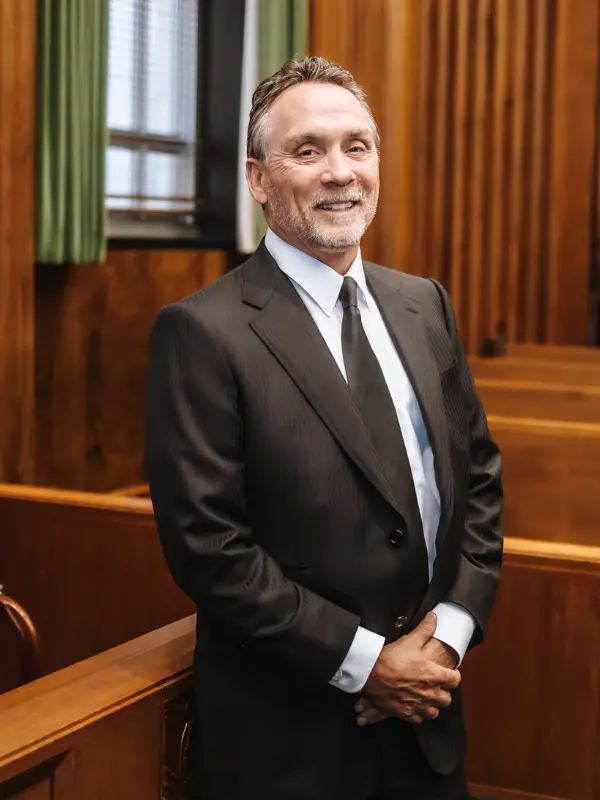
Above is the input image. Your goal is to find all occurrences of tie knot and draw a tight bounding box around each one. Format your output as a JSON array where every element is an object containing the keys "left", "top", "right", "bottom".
[{"left": 340, "top": 276, "right": 358, "bottom": 310}]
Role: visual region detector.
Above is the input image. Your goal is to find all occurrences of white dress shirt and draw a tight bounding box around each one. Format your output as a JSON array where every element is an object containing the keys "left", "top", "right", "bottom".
[{"left": 265, "top": 228, "right": 475, "bottom": 692}]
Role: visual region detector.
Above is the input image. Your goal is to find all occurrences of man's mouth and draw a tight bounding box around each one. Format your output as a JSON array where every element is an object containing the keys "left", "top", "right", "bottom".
[{"left": 315, "top": 200, "right": 359, "bottom": 211}]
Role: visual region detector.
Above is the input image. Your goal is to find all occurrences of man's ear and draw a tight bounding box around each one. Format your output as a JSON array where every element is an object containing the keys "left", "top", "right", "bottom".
[{"left": 246, "top": 158, "right": 268, "bottom": 205}]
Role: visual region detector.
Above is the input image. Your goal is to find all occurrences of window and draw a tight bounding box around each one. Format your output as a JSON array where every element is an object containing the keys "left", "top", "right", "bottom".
[{"left": 106, "top": 0, "right": 200, "bottom": 230}]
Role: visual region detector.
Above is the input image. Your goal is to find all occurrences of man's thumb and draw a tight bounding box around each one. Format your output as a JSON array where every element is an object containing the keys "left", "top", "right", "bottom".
[{"left": 413, "top": 611, "right": 437, "bottom": 642}]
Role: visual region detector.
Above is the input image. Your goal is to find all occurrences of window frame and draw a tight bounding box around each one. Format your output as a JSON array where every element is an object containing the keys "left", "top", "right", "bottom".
[{"left": 107, "top": 0, "right": 245, "bottom": 251}]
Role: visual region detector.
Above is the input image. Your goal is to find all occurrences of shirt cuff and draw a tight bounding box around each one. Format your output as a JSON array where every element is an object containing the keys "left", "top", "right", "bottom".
[
  {"left": 329, "top": 626, "right": 385, "bottom": 693},
  {"left": 432, "top": 602, "right": 476, "bottom": 666}
]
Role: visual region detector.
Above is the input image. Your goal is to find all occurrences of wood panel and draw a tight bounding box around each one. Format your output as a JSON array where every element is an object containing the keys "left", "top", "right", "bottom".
[
  {"left": 0, "top": 483, "right": 193, "bottom": 691},
  {"left": 489, "top": 416, "right": 600, "bottom": 547},
  {"left": 470, "top": 356, "right": 600, "bottom": 385},
  {"left": 477, "top": 379, "right": 600, "bottom": 424},
  {"left": 310, "top": 0, "right": 600, "bottom": 351},
  {"left": 464, "top": 538, "right": 600, "bottom": 800},
  {"left": 34, "top": 249, "right": 230, "bottom": 492},
  {"left": 0, "top": 616, "right": 195, "bottom": 799},
  {"left": 0, "top": 0, "right": 36, "bottom": 483}
]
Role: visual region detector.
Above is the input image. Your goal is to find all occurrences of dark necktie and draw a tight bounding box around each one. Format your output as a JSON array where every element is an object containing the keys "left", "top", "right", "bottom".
[{"left": 339, "top": 276, "right": 422, "bottom": 529}]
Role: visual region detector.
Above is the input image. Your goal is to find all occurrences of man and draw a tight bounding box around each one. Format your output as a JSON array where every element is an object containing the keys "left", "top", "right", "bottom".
[{"left": 147, "top": 57, "right": 503, "bottom": 800}]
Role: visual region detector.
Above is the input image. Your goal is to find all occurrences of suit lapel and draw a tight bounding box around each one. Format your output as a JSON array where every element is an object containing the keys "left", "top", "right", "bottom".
[
  {"left": 243, "top": 244, "right": 405, "bottom": 518},
  {"left": 365, "top": 264, "right": 455, "bottom": 545}
]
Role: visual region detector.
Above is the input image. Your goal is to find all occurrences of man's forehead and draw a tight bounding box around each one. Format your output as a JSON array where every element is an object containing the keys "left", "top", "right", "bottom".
[
  {"left": 269, "top": 82, "right": 371, "bottom": 125},
  {"left": 267, "top": 83, "right": 374, "bottom": 143}
]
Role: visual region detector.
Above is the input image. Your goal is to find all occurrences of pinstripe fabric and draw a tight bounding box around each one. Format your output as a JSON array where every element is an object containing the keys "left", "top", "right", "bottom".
[{"left": 146, "top": 240, "right": 503, "bottom": 800}]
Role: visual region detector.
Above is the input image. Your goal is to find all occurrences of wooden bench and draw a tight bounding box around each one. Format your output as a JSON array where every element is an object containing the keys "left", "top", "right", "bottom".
[
  {"left": 476, "top": 378, "right": 600, "bottom": 423},
  {"left": 0, "top": 615, "right": 195, "bottom": 800},
  {"left": 0, "top": 483, "right": 193, "bottom": 691},
  {"left": 505, "top": 342, "right": 600, "bottom": 362},
  {"left": 1, "top": 541, "right": 598, "bottom": 800},
  {"left": 470, "top": 355, "right": 600, "bottom": 386},
  {"left": 487, "top": 415, "right": 600, "bottom": 547},
  {"left": 464, "top": 537, "right": 600, "bottom": 800}
]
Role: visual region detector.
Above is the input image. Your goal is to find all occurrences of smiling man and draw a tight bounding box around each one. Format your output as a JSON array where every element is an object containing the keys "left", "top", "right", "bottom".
[{"left": 147, "top": 57, "right": 503, "bottom": 800}]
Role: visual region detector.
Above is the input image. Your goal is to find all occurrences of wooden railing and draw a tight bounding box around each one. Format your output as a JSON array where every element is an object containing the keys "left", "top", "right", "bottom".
[{"left": 0, "top": 615, "right": 195, "bottom": 800}]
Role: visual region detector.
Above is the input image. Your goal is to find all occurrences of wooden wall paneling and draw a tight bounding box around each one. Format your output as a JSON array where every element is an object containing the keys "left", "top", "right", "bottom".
[
  {"left": 505, "top": 0, "right": 530, "bottom": 344},
  {"left": 448, "top": 0, "right": 472, "bottom": 332},
  {"left": 34, "top": 250, "right": 229, "bottom": 492},
  {"left": 465, "top": 0, "right": 493, "bottom": 355},
  {"left": 379, "top": 0, "right": 418, "bottom": 273},
  {"left": 485, "top": 0, "right": 514, "bottom": 348},
  {"left": 0, "top": 0, "right": 36, "bottom": 484},
  {"left": 546, "top": 0, "right": 599, "bottom": 343},
  {"left": 525, "top": 0, "right": 552, "bottom": 342}
]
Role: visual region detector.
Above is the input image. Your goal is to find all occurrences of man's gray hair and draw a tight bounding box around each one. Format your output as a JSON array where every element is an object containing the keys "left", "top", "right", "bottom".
[{"left": 246, "top": 56, "right": 380, "bottom": 162}]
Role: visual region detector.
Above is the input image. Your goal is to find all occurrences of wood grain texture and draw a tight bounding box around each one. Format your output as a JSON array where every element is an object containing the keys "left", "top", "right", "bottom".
[
  {"left": 34, "top": 249, "right": 230, "bottom": 492},
  {"left": 0, "top": 484, "right": 193, "bottom": 692},
  {"left": 0, "top": 0, "right": 36, "bottom": 483},
  {"left": 463, "top": 539, "right": 600, "bottom": 800},
  {"left": 0, "top": 616, "right": 194, "bottom": 798},
  {"left": 310, "top": 0, "right": 600, "bottom": 350},
  {"left": 489, "top": 415, "right": 600, "bottom": 547}
]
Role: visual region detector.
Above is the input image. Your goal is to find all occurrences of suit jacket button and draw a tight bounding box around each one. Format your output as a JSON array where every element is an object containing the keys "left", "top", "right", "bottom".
[
  {"left": 388, "top": 529, "right": 404, "bottom": 548},
  {"left": 394, "top": 615, "right": 408, "bottom": 631}
]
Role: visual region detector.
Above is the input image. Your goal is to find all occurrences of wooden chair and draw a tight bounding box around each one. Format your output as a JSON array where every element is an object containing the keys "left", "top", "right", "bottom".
[{"left": 0, "top": 585, "right": 40, "bottom": 688}]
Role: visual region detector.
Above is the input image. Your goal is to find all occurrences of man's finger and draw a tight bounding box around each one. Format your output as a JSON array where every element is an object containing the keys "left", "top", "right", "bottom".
[
  {"left": 428, "top": 662, "right": 461, "bottom": 690},
  {"left": 356, "top": 706, "right": 387, "bottom": 726},
  {"left": 409, "top": 611, "right": 437, "bottom": 644}
]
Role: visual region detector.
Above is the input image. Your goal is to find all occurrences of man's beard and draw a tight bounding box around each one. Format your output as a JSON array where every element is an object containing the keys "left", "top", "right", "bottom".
[{"left": 264, "top": 183, "right": 378, "bottom": 253}]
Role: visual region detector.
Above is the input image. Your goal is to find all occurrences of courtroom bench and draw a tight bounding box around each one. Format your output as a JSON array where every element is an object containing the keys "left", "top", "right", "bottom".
[
  {"left": 2, "top": 540, "right": 599, "bottom": 800},
  {"left": 505, "top": 342, "right": 600, "bottom": 363},
  {"left": 0, "top": 615, "right": 195, "bottom": 800},
  {"left": 486, "top": 415, "right": 600, "bottom": 548},
  {"left": 475, "top": 378, "right": 600, "bottom": 424},
  {"left": 0, "top": 483, "right": 193, "bottom": 691},
  {"left": 469, "top": 356, "right": 600, "bottom": 386}
]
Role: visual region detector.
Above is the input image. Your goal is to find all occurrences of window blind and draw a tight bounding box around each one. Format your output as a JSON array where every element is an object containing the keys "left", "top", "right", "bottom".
[{"left": 106, "top": 0, "right": 200, "bottom": 218}]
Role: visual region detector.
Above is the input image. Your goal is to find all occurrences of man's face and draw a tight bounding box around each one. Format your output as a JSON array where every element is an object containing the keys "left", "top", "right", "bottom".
[{"left": 247, "top": 82, "right": 380, "bottom": 256}]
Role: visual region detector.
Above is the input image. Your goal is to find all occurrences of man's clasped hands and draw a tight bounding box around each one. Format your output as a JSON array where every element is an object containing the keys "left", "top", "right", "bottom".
[{"left": 355, "top": 612, "right": 461, "bottom": 727}]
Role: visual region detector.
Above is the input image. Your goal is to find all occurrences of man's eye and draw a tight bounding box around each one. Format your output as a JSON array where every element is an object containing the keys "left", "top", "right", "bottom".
[
  {"left": 299, "top": 149, "right": 316, "bottom": 157},
  {"left": 348, "top": 146, "right": 366, "bottom": 153}
]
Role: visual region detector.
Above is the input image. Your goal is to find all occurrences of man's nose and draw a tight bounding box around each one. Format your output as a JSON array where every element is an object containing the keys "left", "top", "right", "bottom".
[{"left": 320, "top": 152, "right": 356, "bottom": 185}]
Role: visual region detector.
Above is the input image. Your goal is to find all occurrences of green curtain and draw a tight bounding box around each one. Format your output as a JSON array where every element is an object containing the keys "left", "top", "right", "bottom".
[
  {"left": 36, "top": 0, "right": 109, "bottom": 264},
  {"left": 253, "top": 0, "right": 308, "bottom": 245}
]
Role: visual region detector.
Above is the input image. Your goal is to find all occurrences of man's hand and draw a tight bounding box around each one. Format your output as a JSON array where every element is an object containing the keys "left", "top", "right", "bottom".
[{"left": 358, "top": 612, "right": 461, "bottom": 726}]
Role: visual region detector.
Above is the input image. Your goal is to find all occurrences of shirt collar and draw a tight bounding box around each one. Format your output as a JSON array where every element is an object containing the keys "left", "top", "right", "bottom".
[{"left": 265, "top": 227, "right": 371, "bottom": 317}]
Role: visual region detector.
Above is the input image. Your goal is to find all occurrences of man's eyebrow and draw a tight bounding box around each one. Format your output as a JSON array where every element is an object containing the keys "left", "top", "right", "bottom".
[{"left": 284, "top": 129, "right": 376, "bottom": 149}]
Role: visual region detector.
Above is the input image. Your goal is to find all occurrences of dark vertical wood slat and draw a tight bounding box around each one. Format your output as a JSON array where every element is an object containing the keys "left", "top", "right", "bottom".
[
  {"left": 380, "top": 0, "right": 419, "bottom": 273},
  {"left": 547, "top": 0, "right": 599, "bottom": 343},
  {"left": 525, "top": 0, "right": 550, "bottom": 341},
  {"left": 466, "top": 0, "right": 493, "bottom": 355},
  {"left": 429, "top": 0, "right": 452, "bottom": 284},
  {"left": 413, "top": 0, "right": 435, "bottom": 278},
  {"left": 486, "top": 0, "right": 513, "bottom": 346},
  {"left": 449, "top": 0, "right": 472, "bottom": 332},
  {"left": 506, "top": 0, "right": 529, "bottom": 342}
]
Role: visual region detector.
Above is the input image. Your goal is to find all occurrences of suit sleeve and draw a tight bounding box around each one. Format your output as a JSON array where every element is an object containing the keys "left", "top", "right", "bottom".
[
  {"left": 146, "top": 303, "right": 360, "bottom": 684},
  {"left": 430, "top": 280, "right": 504, "bottom": 647}
]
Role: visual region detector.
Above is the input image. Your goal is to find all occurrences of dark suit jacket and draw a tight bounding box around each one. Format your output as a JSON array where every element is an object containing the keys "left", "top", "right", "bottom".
[{"left": 146, "top": 241, "right": 503, "bottom": 800}]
